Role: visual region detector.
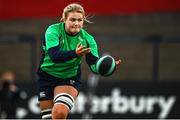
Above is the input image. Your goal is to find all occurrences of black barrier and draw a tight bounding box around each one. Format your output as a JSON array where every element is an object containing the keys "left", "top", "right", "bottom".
[{"left": 11, "top": 81, "right": 180, "bottom": 119}]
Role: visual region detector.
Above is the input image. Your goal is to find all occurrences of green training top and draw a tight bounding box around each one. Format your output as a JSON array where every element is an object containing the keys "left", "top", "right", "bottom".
[{"left": 39, "top": 22, "right": 99, "bottom": 79}]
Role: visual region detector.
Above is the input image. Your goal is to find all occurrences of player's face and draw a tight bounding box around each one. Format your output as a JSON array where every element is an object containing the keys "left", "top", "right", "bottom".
[{"left": 64, "top": 12, "right": 84, "bottom": 35}]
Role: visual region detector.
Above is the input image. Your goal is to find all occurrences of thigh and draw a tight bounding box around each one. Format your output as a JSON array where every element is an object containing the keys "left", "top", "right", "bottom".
[
  {"left": 39, "top": 100, "right": 53, "bottom": 110},
  {"left": 37, "top": 77, "right": 54, "bottom": 110},
  {"left": 54, "top": 85, "right": 78, "bottom": 99}
]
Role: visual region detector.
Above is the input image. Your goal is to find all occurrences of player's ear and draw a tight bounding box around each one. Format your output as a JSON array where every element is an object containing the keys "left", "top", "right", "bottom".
[{"left": 60, "top": 18, "right": 64, "bottom": 22}]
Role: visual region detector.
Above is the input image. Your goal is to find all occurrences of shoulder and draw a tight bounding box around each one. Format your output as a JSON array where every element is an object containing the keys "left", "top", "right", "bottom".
[
  {"left": 46, "top": 23, "right": 62, "bottom": 34},
  {"left": 80, "top": 28, "right": 94, "bottom": 40},
  {"left": 80, "top": 29, "right": 98, "bottom": 46},
  {"left": 46, "top": 23, "right": 59, "bottom": 31}
]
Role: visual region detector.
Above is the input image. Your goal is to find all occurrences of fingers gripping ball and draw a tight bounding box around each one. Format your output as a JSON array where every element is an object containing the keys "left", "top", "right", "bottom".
[{"left": 96, "top": 55, "right": 116, "bottom": 76}]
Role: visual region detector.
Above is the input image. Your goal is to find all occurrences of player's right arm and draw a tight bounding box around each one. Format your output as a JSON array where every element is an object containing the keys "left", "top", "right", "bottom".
[{"left": 45, "top": 26, "right": 77, "bottom": 63}]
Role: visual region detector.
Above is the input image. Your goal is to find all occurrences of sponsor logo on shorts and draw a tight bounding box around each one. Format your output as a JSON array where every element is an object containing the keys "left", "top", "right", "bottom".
[
  {"left": 70, "top": 80, "right": 75, "bottom": 85},
  {"left": 40, "top": 91, "right": 46, "bottom": 98}
]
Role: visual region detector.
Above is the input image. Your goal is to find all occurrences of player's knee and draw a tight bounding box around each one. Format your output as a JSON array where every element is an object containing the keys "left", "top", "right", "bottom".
[
  {"left": 52, "top": 93, "right": 75, "bottom": 119},
  {"left": 52, "top": 106, "right": 67, "bottom": 119}
]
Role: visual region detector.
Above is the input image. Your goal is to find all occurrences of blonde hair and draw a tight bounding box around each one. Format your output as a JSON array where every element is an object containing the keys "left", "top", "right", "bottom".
[{"left": 61, "top": 3, "right": 92, "bottom": 23}]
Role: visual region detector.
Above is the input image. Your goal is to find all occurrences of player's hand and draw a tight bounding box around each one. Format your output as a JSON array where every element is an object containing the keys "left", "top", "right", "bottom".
[
  {"left": 115, "top": 59, "right": 122, "bottom": 67},
  {"left": 76, "top": 43, "right": 91, "bottom": 56}
]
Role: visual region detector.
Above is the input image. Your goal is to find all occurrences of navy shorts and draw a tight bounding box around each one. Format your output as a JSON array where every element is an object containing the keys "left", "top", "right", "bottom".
[{"left": 37, "top": 69, "right": 81, "bottom": 101}]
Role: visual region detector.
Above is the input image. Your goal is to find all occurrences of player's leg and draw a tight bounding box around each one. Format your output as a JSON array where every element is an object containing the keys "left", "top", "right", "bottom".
[
  {"left": 39, "top": 100, "right": 53, "bottom": 119},
  {"left": 37, "top": 77, "right": 54, "bottom": 119},
  {"left": 52, "top": 85, "right": 78, "bottom": 119}
]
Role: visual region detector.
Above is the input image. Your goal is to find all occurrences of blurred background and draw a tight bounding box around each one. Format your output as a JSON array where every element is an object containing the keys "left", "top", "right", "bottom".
[{"left": 0, "top": 0, "right": 180, "bottom": 119}]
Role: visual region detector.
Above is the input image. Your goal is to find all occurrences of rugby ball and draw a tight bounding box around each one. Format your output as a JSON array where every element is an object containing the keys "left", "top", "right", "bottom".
[{"left": 96, "top": 55, "right": 116, "bottom": 76}]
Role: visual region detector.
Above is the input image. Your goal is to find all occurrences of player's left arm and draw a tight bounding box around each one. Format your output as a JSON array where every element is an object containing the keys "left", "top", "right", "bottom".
[{"left": 85, "top": 38, "right": 99, "bottom": 74}]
